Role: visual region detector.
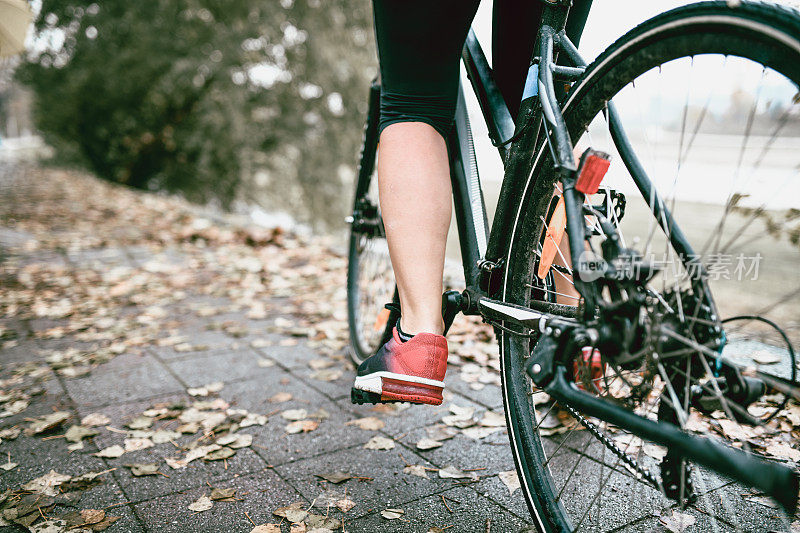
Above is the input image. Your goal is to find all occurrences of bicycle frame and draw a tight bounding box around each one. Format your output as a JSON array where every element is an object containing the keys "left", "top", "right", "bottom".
[{"left": 443, "top": 1, "right": 799, "bottom": 513}]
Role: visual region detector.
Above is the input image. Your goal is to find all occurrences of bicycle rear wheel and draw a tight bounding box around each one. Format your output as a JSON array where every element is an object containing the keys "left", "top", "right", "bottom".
[
  {"left": 501, "top": 2, "right": 800, "bottom": 531},
  {"left": 347, "top": 81, "right": 398, "bottom": 365}
]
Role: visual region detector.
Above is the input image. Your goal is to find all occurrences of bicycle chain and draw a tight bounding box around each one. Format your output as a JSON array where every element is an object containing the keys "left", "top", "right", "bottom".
[{"left": 562, "top": 404, "right": 661, "bottom": 489}]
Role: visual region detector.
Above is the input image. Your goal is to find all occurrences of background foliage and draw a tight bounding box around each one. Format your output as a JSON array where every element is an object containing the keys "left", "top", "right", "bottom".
[{"left": 17, "top": 0, "right": 375, "bottom": 227}]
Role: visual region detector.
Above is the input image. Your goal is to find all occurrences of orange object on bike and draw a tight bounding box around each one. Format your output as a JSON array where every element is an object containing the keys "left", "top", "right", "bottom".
[
  {"left": 573, "top": 347, "right": 606, "bottom": 392},
  {"left": 373, "top": 307, "right": 391, "bottom": 332},
  {"left": 537, "top": 196, "right": 567, "bottom": 280}
]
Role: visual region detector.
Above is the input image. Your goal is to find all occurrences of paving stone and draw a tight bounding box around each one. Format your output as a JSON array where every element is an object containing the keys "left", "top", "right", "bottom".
[
  {"left": 132, "top": 469, "right": 304, "bottom": 532},
  {"left": 0, "top": 432, "right": 112, "bottom": 495},
  {"left": 398, "top": 425, "right": 515, "bottom": 475},
  {"left": 253, "top": 340, "right": 328, "bottom": 371},
  {"left": 346, "top": 485, "right": 532, "bottom": 532},
  {"left": 275, "top": 443, "right": 449, "bottom": 520},
  {"left": 107, "top": 445, "right": 268, "bottom": 503},
  {"left": 63, "top": 354, "right": 183, "bottom": 408},
  {"left": 689, "top": 480, "right": 792, "bottom": 532},
  {"left": 162, "top": 347, "right": 270, "bottom": 387},
  {"left": 227, "top": 376, "right": 373, "bottom": 466},
  {"left": 444, "top": 371, "right": 504, "bottom": 410}
]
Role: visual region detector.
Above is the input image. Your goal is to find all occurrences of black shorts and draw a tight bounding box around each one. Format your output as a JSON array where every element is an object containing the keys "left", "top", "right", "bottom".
[{"left": 373, "top": 0, "right": 592, "bottom": 139}]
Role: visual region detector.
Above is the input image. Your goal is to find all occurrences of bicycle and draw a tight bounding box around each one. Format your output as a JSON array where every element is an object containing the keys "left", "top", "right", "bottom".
[{"left": 347, "top": 1, "right": 800, "bottom": 531}]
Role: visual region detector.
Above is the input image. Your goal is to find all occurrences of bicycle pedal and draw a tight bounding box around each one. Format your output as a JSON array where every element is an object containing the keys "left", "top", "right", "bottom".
[{"left": 350, "top": 387, "right": 406, "bottom": 405}]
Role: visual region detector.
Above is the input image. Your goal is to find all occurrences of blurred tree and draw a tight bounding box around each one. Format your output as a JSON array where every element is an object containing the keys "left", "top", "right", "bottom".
[{"left": 17, "top": 0, "right": 375, "bottom": 225}]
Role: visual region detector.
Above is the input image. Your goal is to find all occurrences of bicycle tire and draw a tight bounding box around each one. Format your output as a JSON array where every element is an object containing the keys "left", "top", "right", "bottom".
[
  {"left": 499, "top": 2, "right": 800, "bottom": 531},
  {"left": 347, "top": 81, "right": 398, "bottom": 365}
]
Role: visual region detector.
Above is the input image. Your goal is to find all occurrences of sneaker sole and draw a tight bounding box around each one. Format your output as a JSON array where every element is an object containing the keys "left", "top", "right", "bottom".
[{"left": 352, "top": 372, "right": 444, "bottom": 406}]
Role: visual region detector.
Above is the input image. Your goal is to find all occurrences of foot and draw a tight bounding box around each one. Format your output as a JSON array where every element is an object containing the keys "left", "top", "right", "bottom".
[{"left": 351, "top": 327, "right": 448, "bottom": 405}]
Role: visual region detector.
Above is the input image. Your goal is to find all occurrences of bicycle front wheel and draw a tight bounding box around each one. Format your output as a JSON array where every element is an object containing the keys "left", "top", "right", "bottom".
[{"left": 501, "top": 2, "right": 800, "bottom": 531}]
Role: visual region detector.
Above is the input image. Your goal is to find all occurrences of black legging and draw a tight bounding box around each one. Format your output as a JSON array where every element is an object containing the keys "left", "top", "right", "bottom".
[{"left": 373, "top": 0, "right": 593, "bottom": 139}]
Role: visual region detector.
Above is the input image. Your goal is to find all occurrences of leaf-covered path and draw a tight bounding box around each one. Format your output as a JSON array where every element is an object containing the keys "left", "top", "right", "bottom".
[
  {"left": 1, "top": 164, "right": 790, "bottom": 532},
  {"left": 0, "top": 164, "right": 532, "bottom": 532}
]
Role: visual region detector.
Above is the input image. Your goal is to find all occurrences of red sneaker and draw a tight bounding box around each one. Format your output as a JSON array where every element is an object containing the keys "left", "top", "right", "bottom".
[{"left": 351, "top": 327, "right": 448, "bottom": 405}]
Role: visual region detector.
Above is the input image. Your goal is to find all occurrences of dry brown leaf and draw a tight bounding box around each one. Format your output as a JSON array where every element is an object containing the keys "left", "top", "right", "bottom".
[
  {"left": 270, "top": 392, "right": 293, "bottom": 403},
  {"left": 659, "top": 510, "right": 696, "bottom": 533},
  {"left": 93, "top": 445, "right": 125, "bottom": 458},
  {"left": 416, "top": 438, "right": 444, "bottom": 450},
  {"left": 498, "top": 470, "right": 520, "bottom": 495},
  {"left": 285, "top": 420, "right": 319, "bottom": 434},
  {"left": 250, "top": 525, "right": 281, "bottom": 533},
  {"left": 363, "top": 436, "right": 395, "bottom": 450},
  {"left": 345, "top": 417, "right": 385, "bottom": 431},
  {"left": 380, "top": 508, "right": 404, "bottom": 519},
  {"left": 335, "top": 498, "right": 356, "bottom": 513},
  {"left": 188, "top": 495, "right": 213, "bottom": 512},
  {"left": 403, "top": 465, "right": 429, "bottom": 479},
  {"left": 81, "top": 413, "right": 111, "bottom": 427},
  {"left": 315, "top": 471, "right": 351, "bottom": 484},
  {"left": 281, "top": 409, "right": 308, "bottom": 421}
]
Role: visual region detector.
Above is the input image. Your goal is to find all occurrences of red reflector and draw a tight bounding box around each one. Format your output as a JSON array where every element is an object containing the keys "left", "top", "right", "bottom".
[{"left": 575, "top": 149, "right": 611, "bottom": 195}]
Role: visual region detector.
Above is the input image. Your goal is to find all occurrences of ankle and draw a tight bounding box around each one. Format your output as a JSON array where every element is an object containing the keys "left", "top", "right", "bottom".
[{"left": 398, "top": 316, "right": 445, "bottom": 337}]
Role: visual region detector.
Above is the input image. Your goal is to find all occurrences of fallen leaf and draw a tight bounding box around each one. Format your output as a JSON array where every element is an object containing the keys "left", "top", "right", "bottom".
[
  {"left": 403, "top": 465, "right": 429, "bottom": 479},
  {"left": 461, "top": 426, "right": 501, "bottom": 440},
  {"left": 240, "top": 412, "right": 269, "bottom": 427},
  {"left": 285, "top": 420, "right": 319, "bottom": 434},
  {"left": 765, "top": 442, "right": 800, "bottom": 462},
  {"left": 216, "top": 433, "right": 253, "bottom": 449},
  {"left": 0, "top": 460, "right": 18, "bottom": 471},
  {"left": 126, "top": 415, "right": 154, "bottom": 430},
  {"left": 204, "top": 447, "right": 236, "bottom": 461},
  {"left": 124, "top": 437, "right": 154, "bottom": 452},
  {"left": 498, "top": 470, "right": 520, "bottom": 495},
  {"left": 335, "top": 498, "right": 355, "bottom": 513},
  {"left": 250, "top": 525, "right": 280, "bottom": 533},
  {"left": 21, "top": 470, "right": 71, "bottom": 495},
  {"left": 257, "top": 358, "right": 276, "bottom": 368},
  {"left": 416, "top": 438, "right": 444, "bottom": 450},
  {"left": 187, "top": 382, "right": 224, "bottom": 397},
  {"left": 659, "top": 510, "right": 696, "bottom": 533},
  {"left": 479, "top": 411, "right": 505, "bottom": 427},
  {"left": 345, "top": 417, "right": 385, "bottom": 431},
  {"left": 125, "top": 463, "right": 160, "bottom": 476},
  {"left": 281, "top": 409, "right": 308, "bottom": 421},
  {"left": 210, "top": 487, "right": 236, "bottom": 501},
  {"left": 270, "top": 392, "right": 292, "bottom": 403},
  {"left": 315, "top": 471, "right": 351, "bottom": 484},
  {"left": 64, "top": 424, "right": 99, "bottom": 443},
  {"left": 438, "top": 465, "right": 476, "bottom": 480},
  {"left": 81, "top": 413, "right": 111, "bottom": 427},
  {"left": 380, "top": 508, "right": 404, "bottom": 519},
  {"left": 273, "top": 502, "right": 308, "bottom": 523},
  {"left": 188, "top": 495, "right": 213, "bottom": 512},
  {"left": 25, "top": 411, "right": 70, "bottom": 435},
  {"left": 364, "top": 436, "right": 395, "bottom": 450},
  {"left": 151, "top": 429, "right": 182, "bottom": 444},
  {"left": 93, "top": 445, "right": 125, "bottom": 458}
]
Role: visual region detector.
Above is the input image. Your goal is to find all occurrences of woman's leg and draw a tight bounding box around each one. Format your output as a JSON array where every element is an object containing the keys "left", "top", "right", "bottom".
[
  {"left": 372, "top": 0, "right": 480, "bottom": 336},
  {"left": 378, "top": 123, "right": 451, "bottom": 335}
]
